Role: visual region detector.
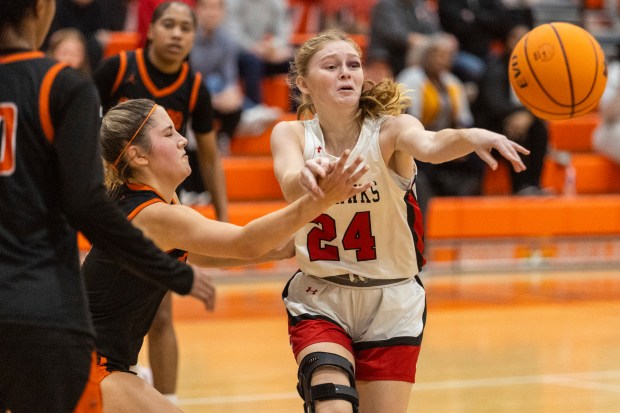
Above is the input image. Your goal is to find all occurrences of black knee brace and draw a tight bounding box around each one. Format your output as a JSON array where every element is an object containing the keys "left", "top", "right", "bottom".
[{"left": 296, "top": 352, "right": 359, "bottom": 413}]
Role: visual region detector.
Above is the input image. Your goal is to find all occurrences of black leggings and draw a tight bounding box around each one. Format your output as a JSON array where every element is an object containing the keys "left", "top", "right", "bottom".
[{"left": 0, "top": 323, "right": 94, "bottom": 413}]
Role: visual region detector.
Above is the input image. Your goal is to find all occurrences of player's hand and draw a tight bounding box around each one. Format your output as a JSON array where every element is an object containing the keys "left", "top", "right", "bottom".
[
  {"left": 299, "top": 157, "right": 333, "bottom": 199},
  {"left": 466, "top": 128, "right": 530, "bottom": 172},
  {"left": 188, "top": 264, "right": 216, "bottom": 312},
  {"left": 318, "top": 150, "right": 372, "bottom": 204}
]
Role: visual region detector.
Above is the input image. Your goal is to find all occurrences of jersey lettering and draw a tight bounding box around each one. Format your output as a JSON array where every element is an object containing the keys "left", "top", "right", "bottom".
[
  {"left": 0, "top": 103, "right": 17, "bottom": 176},
  {"left": 307, "top": 212, "right": 377, "bottom": 262}
]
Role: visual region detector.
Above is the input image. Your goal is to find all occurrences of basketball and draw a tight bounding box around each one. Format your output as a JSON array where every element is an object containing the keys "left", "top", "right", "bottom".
[{"left": 508, "top": 22, "right": 607, "bottom": 120}]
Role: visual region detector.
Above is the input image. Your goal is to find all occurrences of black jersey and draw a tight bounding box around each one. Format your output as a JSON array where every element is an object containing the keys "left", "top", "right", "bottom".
[
  {"left": 0, "top": 50, "right": 194, "bottom": 335},
  {"left": 94, "top": 48, "right": 213, "bottom": 136},
  {"left": 82, "top": 184, "right": 187, "bottom": 366}
]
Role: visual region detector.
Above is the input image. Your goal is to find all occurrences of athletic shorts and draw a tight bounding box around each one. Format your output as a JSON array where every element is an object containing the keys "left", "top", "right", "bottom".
[
  {"left": 94, "top": 355, "right": 134, "bottom": 384},
  {"left": 0, "top": 324, "right": 102, "bottom": 413},
  {"left": 283, "top": 272, "right": 426, "bottom": 383}
]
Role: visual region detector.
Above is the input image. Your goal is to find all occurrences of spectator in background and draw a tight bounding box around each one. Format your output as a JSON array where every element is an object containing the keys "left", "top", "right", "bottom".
[
  {"left": 473, "top": 24, "right": 550, "bottom": 196},
  {"left": 437, "top": 0, "right": 510, "bottom": 83},
  {"left": 190, "top": 0, "right": 281, "bottom": 155},
  {"left": 47, "top": 27, "right": 92, "bottom": 75},
  {"left": 366, "top": 0, "right": 441, "bottom": 82},
  {"left": 592, "top": 43, "right": 620, "bottom": 164},
  {"left": 137, "top": 0, "right": 195, "bottom": 46},
  {"left": 47, "top": 0, "right": 110, "bottom": 70},
  {"left": 397, "top": 33, "right": 484, "bottom": 217},
  {"left": 224, "top": 0, "right": 293, "bottom": 107},
  {"left": 319, "top": 0, "right": 378, "bottom": 34}
]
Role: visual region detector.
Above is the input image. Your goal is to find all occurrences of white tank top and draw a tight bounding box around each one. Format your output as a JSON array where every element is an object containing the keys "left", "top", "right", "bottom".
[{"left": 294, "top": 115, "right": 426, "bottom": 279}]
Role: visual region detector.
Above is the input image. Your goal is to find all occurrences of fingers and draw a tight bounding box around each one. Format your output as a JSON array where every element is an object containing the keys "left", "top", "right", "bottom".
[{"left": 300, "top": 168, "right": 324, "bottom": 199}]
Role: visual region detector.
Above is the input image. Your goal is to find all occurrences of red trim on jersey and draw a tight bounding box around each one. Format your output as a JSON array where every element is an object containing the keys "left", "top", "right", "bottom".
[
  {"left": 111, "top": 51, "right": 128, "bottom": 96},
  {"left": 39, "top": 63, "right": 69, "bottom": 143},
  {"left": 0, "top": 51, "right": 45, "bottom": 64},
  {"left": 189, "top": 72, "right": 202, "bottom": 113},
  {"left": 406, "top": 190, "right": 426, "bottom": 268},
  {"left": 135, "top": 49, "right": 189, "bottom": 98}
]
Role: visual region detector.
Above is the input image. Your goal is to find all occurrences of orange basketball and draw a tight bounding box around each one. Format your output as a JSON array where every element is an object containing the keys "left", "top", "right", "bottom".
[{"left": 509, "top": 22, "right": 607, "bottom": 120}]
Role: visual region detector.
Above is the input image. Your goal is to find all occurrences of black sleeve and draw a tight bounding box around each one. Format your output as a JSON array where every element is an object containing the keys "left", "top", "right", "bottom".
[
  {"left": 93, "top": 54, "right": 121, "bottom": 112},
  {"left": 51, "top": 68, "right": 194, "bottom": 295},
  {"left": 191, "top": 81, "right": 214, "bottom": 134}
]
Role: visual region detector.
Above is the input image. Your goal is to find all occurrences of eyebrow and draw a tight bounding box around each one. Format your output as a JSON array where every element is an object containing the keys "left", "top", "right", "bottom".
[{"left": 319, "top": 52, "right": 360, "bottom": 61}]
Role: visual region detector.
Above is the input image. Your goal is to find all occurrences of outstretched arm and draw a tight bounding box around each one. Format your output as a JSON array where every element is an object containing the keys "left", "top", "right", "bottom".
[
  {"left": 385, "top": 114, "right": 529, "bottom": 172},
  {"left": 132, "top": 151, "right": 371, "bottom": 260}
]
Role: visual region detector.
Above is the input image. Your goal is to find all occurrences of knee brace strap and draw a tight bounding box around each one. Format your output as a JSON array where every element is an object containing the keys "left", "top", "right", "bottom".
[{"left": 297, "top": 352, "right": 359, "bottom": 413}]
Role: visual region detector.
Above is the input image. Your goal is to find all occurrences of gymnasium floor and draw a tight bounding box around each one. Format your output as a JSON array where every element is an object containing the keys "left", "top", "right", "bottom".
[{"left": 147, "top": 266, "right": 620, "bottom": 413}]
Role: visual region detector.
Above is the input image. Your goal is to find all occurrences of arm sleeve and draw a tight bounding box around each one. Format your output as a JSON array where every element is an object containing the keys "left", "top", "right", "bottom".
[
  {"left": 51, "top": 69, "right": 194, "bottom": 294},
  {"left": 191, "top": 82, "right": 214, "bottom": 134}
]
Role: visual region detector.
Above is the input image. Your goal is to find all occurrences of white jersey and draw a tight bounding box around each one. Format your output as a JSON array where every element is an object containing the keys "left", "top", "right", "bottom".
[{"left": 294, "top": 115, "right": 426, "bottom": 279}]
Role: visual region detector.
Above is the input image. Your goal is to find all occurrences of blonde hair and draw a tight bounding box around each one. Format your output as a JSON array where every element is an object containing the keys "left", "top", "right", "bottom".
[
  {"left": 100, "top": 99, "right": 155, "bottom": 196},
  {"left": 288, "top": 29, "right": 411, "bottom": 123}
]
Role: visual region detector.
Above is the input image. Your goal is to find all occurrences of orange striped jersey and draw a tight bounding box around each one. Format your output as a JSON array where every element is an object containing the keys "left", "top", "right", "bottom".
[
  {"left": 0, "top": 49, "right": 194, "bottom": 335},
  {"left": 82, "top": 183, "right": 187, "bottom": 367},
  {"left": 94, "top": 48, "right": 213, "bottom": 136}
]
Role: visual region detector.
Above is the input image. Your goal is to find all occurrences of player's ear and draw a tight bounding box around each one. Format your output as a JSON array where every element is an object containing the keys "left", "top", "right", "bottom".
[
  {"left": 127, "top": 146, "right": 149, "bottom": 167},
  {"left": 296, "top": 76, "right": 309, "bottom": 95}
]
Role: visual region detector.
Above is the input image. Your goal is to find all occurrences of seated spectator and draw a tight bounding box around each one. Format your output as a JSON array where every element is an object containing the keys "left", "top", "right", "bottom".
[
  {"left": 593, "top": 47, "right": 620, "bottom": 164},
  {"left": 224, "top": 0, "right": 293, "bottom": 107},
  {"left": 46, "top": 28, "right": 92, "bottom": 75},
  {"left": 437, "top": 0, "right": 511, "bottom": 83},
  {"left": 190, "top": 0, "right": 281, "bottom": 154},
  {"left": 397, "top": 33, "right": 484, "bottom": 217},
  {"left": 473, "top": 24, "right": 550, "bottom": 196},
  {"left": 366, "top": 0, "right": 440, "bottom": 82},
  {"left": 46, "top": 0, "right": 111, "bottom": 70}
]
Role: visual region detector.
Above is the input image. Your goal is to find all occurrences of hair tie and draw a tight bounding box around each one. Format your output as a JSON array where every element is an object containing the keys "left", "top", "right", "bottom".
[{"left": 112, "top": 103, "right": 158, "bottom": 168}]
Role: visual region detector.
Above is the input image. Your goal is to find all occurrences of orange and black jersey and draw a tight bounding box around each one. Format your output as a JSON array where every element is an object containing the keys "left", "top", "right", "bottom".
[
  {"left": 94, "top": 48, "right": 213, "bottom": 136},
  {"left": 82, "top": 184, "right": 187, "bottom": 367},
  {"left": 0, "top": 50, "right": 194, "bottom": 335}
]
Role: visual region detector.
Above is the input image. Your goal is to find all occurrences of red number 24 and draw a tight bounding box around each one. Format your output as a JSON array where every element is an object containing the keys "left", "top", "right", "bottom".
[{"left": 307, "top": 212, "right": 377, "bottom": 262}]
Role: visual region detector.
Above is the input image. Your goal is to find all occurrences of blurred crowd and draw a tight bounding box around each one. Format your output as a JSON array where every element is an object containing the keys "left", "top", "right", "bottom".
[{"left": 45, "top": 0, "right": 616, "bottom": 214}]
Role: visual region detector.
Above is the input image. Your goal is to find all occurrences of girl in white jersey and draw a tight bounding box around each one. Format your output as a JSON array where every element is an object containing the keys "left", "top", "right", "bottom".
[{"left": 270, "top": 30, "right": 529, "bottom": 413}]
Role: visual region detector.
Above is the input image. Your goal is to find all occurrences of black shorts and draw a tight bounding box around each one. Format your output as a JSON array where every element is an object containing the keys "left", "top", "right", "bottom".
[{"left": 0, "top": 323, "right": 94, "bottom": 413}]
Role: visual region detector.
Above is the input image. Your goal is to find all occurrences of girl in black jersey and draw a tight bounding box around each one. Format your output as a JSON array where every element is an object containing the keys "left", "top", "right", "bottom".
[
  {"left": 82, "top": 98, "right": 371, "bottom": 413},
  {"left": 94, "top": 3, "right": 226, "bottom": 398},
  {"left": 0, "top": 1, "right": 215, "bottom": 413}
]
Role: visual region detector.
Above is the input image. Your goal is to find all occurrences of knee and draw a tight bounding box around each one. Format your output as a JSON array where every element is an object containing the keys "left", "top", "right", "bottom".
[{"left": 297, "top": 352, "right": 359, "bottom": 413}]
